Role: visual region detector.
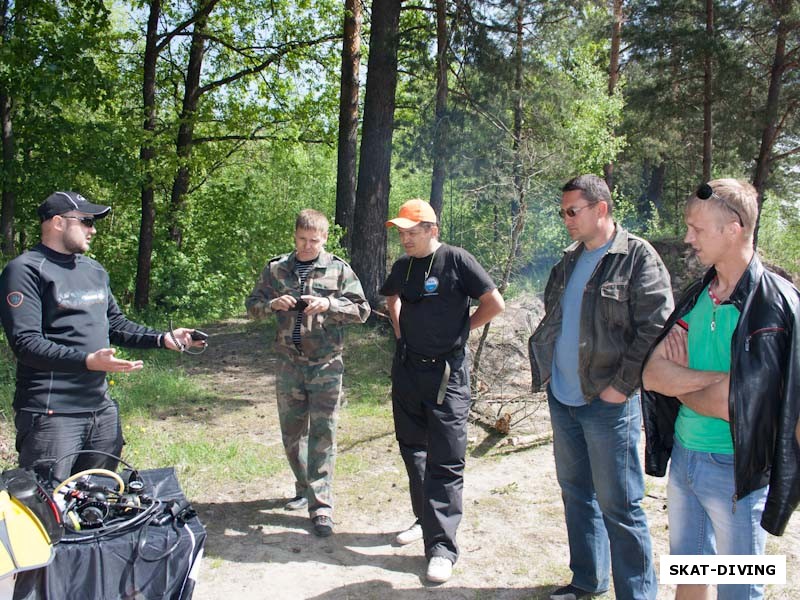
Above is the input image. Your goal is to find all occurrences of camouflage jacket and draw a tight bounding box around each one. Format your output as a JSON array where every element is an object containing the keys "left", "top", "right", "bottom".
[{"left": 246, "top": 250, "right": 370, "bottom": 360}]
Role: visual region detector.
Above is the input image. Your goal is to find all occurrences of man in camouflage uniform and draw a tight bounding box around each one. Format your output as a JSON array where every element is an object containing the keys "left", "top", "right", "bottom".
[{"left": 246, "top": 209, "right": 370, "bottom": 537}]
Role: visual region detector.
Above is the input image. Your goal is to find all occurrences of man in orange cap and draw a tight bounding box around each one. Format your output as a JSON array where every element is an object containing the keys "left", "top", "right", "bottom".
[{"left": 380, "top": 198, "right": 504, "bottom": 583}]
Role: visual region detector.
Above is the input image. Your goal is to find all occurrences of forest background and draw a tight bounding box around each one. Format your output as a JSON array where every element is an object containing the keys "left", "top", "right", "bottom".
[
  {"left": 0, "top": 2, "right": 799, "bottom": 596},
  {"left": 0, "top": 0, "right": 798, "bottom": 327}
]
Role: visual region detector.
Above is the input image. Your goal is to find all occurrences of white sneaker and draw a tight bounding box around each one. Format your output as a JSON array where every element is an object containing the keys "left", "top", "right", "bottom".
[
  {"left": 426, "top": 556, "right": 453, "bottom": 583},
  {"left": 395, "top": 522, "right": 423, "bottom": 545}
]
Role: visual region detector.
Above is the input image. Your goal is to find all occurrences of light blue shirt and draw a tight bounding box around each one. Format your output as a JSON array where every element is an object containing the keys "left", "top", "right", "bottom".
[{"left": 551, "top": 239, "right": 612, "bottom": 406}]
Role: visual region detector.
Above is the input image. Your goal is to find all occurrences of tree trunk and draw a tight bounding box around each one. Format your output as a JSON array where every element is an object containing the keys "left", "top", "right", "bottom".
[
  {"left": 1, "top": 0, "right": 16, "bottom": 257},
  {"left": 702, "top": 0, "right": 714, "bottom": 181},
  {"left": 509, "top": 1, "right": 526, "bottom": 281},
  {"left": 636, "top": 160, "right": 666, "bottom": 224},
  {"left": 603, "top": 0, "right": 623, "bottom": 192},
  {"left": 335, "top": 0, "right": 362, "bottom": 254},
  {"left": 474, "top": 1, "right": 526, "bottom": 379},
  {"left": 135, "top": 0, "right": 161, "bottom": 310},
  {"left": 509, "top": 1, "right": 523, "bottom": 225},
  {"left": 168, "top": 10, "right": 209, "bottom": 247},
  {"left": 752, "top": 10, "right": 789, "bottom": 245},
  {"left": 429, "top": 0, "right": 449, "bottom": 218},
  {"left": 0, "top": 90, "right": 15, "bottom": 258},
  {"left": 647, "top": 162, "right": 666, "bottom": 211},
  {"left": 350, "top": 0, "right": 401, "bottom": 307}
]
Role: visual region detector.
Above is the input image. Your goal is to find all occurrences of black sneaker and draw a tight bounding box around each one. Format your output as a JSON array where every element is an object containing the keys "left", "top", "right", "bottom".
[
  {"left": 549, "top": 584, "right": 600, "bottom": 600},
  {"left": 284, "top": 496, "right": 308, "bottom": 511},
  {"left": 312, "top": 515, "right": 333, "bottom": 537}
]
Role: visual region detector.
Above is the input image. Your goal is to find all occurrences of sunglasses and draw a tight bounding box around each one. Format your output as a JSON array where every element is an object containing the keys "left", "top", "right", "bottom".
[
  {"left": 696, "top": 183, "right": 743, "bottom": 226},
  {"left": 61, "top": 215, "right": 97, "bottom": 228},
  {"left": 557, "top": 202, "right": 598, "bottom": 219}
]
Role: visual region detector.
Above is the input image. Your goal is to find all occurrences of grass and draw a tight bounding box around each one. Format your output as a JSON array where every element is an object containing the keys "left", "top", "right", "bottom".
[
  {"left": 0, "top": 338, "right": 286, "bottom": 493},
  {"left": 490, "top": 481, "right": 520, "bottom": 495},
  {"left": 341, "top": 327, "right": 393, "bottom": 408},
  {"left": 114, "top": 366, "right": 216, "bottom": 415},
  {"left": 0, "top": 320, "right": 399, "bottom": 496},
  {"left": 121, "top": 424, "right": 286, "bottom": 498},
  {"left": 336, "top": 327, "right": 397, "bottom": 479}
]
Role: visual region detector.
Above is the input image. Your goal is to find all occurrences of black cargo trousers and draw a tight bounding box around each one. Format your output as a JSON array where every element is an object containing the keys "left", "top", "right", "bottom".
[{"left": 391, "top": 343, "right": 471, "bottom": 564}]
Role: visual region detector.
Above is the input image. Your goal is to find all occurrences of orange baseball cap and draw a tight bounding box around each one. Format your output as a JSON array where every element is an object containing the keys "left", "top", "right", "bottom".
[{"left": 386, "top": 199, "right": 437, "bottom": 228}]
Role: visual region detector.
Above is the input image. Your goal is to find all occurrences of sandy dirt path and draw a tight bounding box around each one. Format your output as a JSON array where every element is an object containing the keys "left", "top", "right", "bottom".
[{"left": 185, "top": 315, "right": 799, "bottom": 600}]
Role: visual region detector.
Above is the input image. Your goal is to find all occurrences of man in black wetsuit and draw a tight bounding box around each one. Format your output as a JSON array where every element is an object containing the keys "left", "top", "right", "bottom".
[
  {"left": 0, "top": 191, "right": 205, "bottom": 482},
  {"left": 380, "top": 198, "right": 504, "bottom": 583}
]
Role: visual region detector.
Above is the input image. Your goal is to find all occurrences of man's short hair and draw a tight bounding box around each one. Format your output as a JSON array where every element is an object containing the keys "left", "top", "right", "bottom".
[
  {"left": 686, "top": 178, "right": 758, "bottom": 237},
  {"left": 295, "top": 209, "right": 329, "bottom": 234},
  {"left": 562, "top": 175, "right": 614, "bottom": 213}
]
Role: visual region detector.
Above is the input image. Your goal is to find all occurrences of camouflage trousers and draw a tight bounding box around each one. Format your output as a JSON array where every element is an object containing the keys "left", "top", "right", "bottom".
[{"left": 275, "top": 352, "right": 343, "bottom": 518}]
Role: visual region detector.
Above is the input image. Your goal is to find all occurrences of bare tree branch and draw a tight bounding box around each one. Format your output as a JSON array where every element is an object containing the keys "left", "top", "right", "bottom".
[{"left": 198, "top": 34, "right": 339, "bottom": 95}]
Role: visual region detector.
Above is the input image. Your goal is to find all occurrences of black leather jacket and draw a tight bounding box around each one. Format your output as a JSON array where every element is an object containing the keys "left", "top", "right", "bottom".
[{"left": 641, "top": 254, "right": 800, "bottom": 535}]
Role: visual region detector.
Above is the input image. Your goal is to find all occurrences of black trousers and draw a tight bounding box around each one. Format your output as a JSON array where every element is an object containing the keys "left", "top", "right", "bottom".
[
  {"left": 391, "top": 348, "right": 471, "bottom": 563},
  {"left": 15, "top": 401, "right": 123, "bottom": 483}
]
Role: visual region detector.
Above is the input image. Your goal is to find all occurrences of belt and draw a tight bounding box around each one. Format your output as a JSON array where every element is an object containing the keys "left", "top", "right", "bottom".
[
  {"left": 404, "top": 347, "right": 465, "bottom": 364},
  {"left": 403, "top": 346, "right": 465, "bottom": 405}
]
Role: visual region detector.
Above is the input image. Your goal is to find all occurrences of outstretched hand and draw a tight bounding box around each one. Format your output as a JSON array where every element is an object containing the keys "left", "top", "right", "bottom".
[
  {"left": 86, "top": 348, "right": 144, "bottom": 372},
  {"left": 164, "top": 328, "right": 207, "bottom": 352}
]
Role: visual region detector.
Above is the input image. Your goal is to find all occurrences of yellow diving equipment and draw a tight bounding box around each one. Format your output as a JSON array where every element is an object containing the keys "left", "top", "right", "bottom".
[{"left": 0, "top": 489, "right": 54, "bottom": 579}]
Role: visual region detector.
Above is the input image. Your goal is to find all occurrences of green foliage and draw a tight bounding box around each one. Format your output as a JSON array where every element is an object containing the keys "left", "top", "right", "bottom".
[
  {"left": 614, "top": 0, "right": 800, "bottom": 230},
  {"left": 2, "top": 0, "right": 346, "bottom": 322},
  {"left": 0, "top": 340, "right": 15, "bottom": 428},
  {"left": 555, "top": 49, "right": 627, "bottom": 175},
  {"left": 392, "top": 1, "right": 628, "bottom": 288},
  {"left": 0, "top": 0, "right": 124, "bottom": 228},
  {"left": 1, "top": 0, "right": 798, "bottom": 325},
  {"left": 127, "top": 142, "right": 339, "bottom": 324},
  {"left": 757, "top": 197, "right": 800, "bottom": 279}
]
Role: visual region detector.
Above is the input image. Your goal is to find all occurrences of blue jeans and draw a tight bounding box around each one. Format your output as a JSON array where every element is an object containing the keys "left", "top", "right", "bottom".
[
  {"left": 668, "top": 439, "right": 768, "bottom": 600},
  {"left": 548, "top": 388, "right": 656, "bottom": 600}
]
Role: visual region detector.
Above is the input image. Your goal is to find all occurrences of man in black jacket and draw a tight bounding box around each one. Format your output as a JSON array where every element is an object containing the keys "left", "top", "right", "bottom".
[
  {"left": 529, "top": 175, "right": 672, "bottom": 600},
  {"left": 642, "top": 179, "right": 800, "bottom": 600},
  {"left": 0, "top": 191, "right": 205, "bottom": 482}
]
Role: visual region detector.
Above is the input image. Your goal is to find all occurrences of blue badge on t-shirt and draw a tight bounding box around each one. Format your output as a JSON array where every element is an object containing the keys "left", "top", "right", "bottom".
[{"left": 424, "top": 276, "right": 439, "bottom": 294}]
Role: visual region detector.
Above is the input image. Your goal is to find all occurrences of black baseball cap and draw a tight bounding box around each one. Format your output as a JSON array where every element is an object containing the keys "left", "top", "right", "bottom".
[{"left": 37, "top": 191, "right": 112, "bottom": 222}]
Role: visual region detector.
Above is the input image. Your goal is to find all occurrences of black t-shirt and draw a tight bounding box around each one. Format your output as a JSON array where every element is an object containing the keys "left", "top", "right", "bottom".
[{"left": 380, "top": 243, "right": 496, "bottom": 356}]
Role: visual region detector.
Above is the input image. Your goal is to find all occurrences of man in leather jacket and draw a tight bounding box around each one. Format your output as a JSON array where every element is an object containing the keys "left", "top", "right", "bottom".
[
  {"left": 642, "top": 179, "right": 800, "bottom": 600},
  {"left": 529, "top": 175, "right": 673, "bottom": 600}
]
